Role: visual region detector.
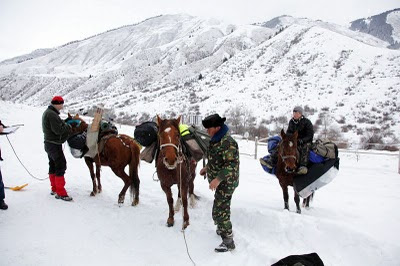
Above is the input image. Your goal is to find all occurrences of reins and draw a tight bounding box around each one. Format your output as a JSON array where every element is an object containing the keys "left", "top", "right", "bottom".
[{"left": 157, "top": 125, "right": 196, "bottom": 266}]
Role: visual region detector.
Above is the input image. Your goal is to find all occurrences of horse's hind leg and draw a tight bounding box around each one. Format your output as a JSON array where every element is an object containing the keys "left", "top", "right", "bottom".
[
  {"left": 294, "top": 189, "right": 301, "bottom": 214},
  {"left": 188, "top": 177, "right": 197, "bottom": 208},
  {"left": 131, "top": 170, "right": 140, "bottom": 206},
  {"left": 95, "top": 157, "right": 102, "bottom": 193},
  {"left": 303, "top": 192, "right": 314, "bottom": 209},
  {"left": 181, "top": 184, "right": 190, "bottom": 229},
  {"left": 162, "top": 184, "right": 175, "bottom": 227},
  {"left": 281, "top": 185, "right": 289, "bottom": 210},
  {"left": 112, "top": 167, "right": 131, "bottom": 206},
  {"left": 188, "top": 161, "right": 197, "bottom": 208},
  {"left": 85, "top": 158, "right": 97, "bottom": 196},
  {"left": 174, "top": 189, "right": 181, "bottom": 213}
]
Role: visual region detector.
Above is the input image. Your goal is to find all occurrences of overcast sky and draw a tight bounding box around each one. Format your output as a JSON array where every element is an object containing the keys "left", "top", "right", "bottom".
[{"left": 0, "top": 0, "right": 398, "bottom": 61}]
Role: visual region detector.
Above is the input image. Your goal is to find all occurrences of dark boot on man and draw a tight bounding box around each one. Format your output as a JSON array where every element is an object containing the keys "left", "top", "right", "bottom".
[
  {"left": 215, "top": 233, "right": 235, "bottom": 252},
  {"left": 0, "top": 199, "right": 8, "bottom": 210}
]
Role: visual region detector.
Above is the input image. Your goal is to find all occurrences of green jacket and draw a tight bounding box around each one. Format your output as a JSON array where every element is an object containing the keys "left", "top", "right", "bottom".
[
  {"left": 42, "top": 105, "right": 71, "bottom": 144},
  {"left": 207, "top": 125, "right": 239, "bottom": 186}
]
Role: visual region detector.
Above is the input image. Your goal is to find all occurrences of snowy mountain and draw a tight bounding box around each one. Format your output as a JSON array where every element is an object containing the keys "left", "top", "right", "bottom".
[
  {"left": 0, "top": 13, "right": 399, "bottom": 145},
  {"left": 350, "top": 8, "right": 400, "bottom": 49}
]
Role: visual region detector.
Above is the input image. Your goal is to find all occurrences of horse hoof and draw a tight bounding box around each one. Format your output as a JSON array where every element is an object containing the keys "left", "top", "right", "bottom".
[
  {"left": 132, "top": 199, "right": 139, "bottom": 206},
  {"left": 296, "top": 209, "right": 302, "bottom": 214},
  {"left": 90, "top": 192, "right": 96, "bottom": 196},
  {"left": 182, "top": 221, "right": 190, "bottom": 229},
  {"left": 166, "top": 218, "right": 174, "bottom": 227}
]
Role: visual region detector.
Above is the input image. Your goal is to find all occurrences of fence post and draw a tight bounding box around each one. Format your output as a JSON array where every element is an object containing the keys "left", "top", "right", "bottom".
[
  {"left": 254, "top": 137, "right": 258, "bottom": 160},
  {"left": 398, "top": 148, "right": 400, "bottom": 174}
]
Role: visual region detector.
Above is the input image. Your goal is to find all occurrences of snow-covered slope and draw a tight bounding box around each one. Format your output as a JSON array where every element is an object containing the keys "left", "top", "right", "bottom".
[
  {"left": 0, "top": 13, "right": 399, "bottom": 144},
  {"left": 350, "top": 8, "right": 400, "bottom": 49}
]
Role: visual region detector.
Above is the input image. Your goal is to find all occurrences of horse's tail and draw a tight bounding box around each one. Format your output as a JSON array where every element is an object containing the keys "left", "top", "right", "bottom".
[{"left": 129, "top": 139, "right": 141, "bottom": 200}]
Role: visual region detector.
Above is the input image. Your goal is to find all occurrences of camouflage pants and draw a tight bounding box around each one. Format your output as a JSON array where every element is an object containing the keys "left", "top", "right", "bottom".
[
  {"left": 212, "top": 180, "right": 237, "bottom": 236},
  {"left": 298, "top": 142, "right": 311, "bottom": 167}
]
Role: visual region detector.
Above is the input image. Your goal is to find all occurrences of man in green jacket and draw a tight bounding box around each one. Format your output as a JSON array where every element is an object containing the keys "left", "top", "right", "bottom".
[
  {"left": 42, "top": 96, "right": 73, "bottom": 201},
  {"left": 200, "top": 114, "right": 239, "bottom": 252}
]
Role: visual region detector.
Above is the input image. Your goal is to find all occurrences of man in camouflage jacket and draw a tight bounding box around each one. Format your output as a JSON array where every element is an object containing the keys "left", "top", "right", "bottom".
[{"left": 200, "top": 114, "right": 239, "bottom": 252}]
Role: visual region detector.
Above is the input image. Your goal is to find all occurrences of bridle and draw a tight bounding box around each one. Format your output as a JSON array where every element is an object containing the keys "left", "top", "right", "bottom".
[
  {"left": 279, "top": 139, "right": 298, "bottom": 173},
  {"left": 158, "top": 126, "right": 184, "bottom": 170}
]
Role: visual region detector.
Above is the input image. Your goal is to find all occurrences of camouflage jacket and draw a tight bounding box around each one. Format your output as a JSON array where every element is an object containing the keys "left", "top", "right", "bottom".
[{"left": 206, "top": 125, "right": 239, "bottom": 186}]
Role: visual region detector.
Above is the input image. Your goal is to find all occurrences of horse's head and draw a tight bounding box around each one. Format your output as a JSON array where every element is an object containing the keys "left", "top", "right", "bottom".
[
  {"left": 157, "top": 115, "right": 181, "bottom": 170},
  {"left": 279, "top": 129, "right": 298, "bottom": 174},
  {"left": 67, "top": 113, "right": 89, "bottom": 134}
]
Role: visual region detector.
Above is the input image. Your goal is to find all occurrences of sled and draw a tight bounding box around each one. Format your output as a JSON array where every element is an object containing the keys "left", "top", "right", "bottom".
[
  {"left": 0, "top": 126, "right": 21, "bottom": 135},
  {"left": 5, "top": 183, "right": 28, "bottom": 191},
  {"left": 293, "top": 158, "right": 339, "bottom": 198}
]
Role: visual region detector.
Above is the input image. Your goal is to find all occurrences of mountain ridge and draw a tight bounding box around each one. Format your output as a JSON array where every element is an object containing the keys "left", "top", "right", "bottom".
[{"left": 0, "top": 12, "right": 399, "bottom": 144}]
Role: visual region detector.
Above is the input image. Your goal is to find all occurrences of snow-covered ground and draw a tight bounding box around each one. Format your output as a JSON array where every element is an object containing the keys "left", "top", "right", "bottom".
[{"left": 0, "top": 101, "right": 399, "bottom": 266}]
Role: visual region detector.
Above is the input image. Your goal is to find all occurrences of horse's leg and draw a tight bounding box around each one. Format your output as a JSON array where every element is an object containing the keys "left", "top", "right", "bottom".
[
  {"left": 174, "top": 189, "right": 181, "bottom": 213},
  {"left": 84, "top": 157, "right": 97, "bottom": 196},
  {"left": 111, "top": 167, "right": 131, "bottom": 206},
  {"left": 281, "top": 184, "right": 289, "bottom": 210},
  {"left": 303, "top": 192, "right": 314, "bottom": 209},
  {"left": 95, "top": 156, "right": 102, "bottom": 193},
  {"left": 181, "top": 182, "right": 190, "bottom": 229},
  {"left": 129, "top": 144, "right": 140, "bottom": 206},
  {"left": 294, "top": 189, "right": 301, "bottom": 214},
  {"left": 131, "top": 169, "right": 140, "bottom": 206},
  {"left": 162, "top": 184, "right": 174, "bottom": 227},
  {"left": 188, "top": 163, "right": 197, "bottom": 208}
]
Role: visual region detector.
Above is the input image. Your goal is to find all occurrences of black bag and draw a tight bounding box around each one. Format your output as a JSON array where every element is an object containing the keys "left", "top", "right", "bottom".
[
  {"left": 134, "top": 121, "right": 158, "bottom": 147},
  {"left": 271, "top": 252, "right": 324, "bottom": 266},
  {"left": 67, "top": 132, "right": 88, "bottom": 158}
]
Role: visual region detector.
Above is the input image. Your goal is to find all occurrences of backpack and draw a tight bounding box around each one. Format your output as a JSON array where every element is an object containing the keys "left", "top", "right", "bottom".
[
  {"left": 312, "top": 139, "right": 338, "bottom": 159},
  {"left": 268, "top": 136, "right": 281, "bottom": 154},
  {"left": 99, "top": 121, "right": 118, "bottom": 139},
  {"left": 261, "top": 154, "right": 276, "bottom": 175},
  {"left": 180, "top": 125, "right": 210, "bottom": 161},
  {"left": 134, "top": 121, "right": 158, "bottom": 147}
]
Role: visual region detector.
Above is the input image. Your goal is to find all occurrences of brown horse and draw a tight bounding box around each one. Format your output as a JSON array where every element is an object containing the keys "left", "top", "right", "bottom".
[
  {"left": 276, "top": 129, "right": 312, "bottom": 214},
  {"left": 156, "top": 115, "right": 197, "bottom": 229},
  {"left": 68, "top": 114, "right": 141, "bottom": 206}
]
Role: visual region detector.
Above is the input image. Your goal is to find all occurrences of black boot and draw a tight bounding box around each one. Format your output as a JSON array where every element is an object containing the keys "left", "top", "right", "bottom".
[
  {"left": 0, "top": 199, "right": 8, "bottom": 210},
  {"left": 215, "top": 233, "right": 235, "bottom": 252}
]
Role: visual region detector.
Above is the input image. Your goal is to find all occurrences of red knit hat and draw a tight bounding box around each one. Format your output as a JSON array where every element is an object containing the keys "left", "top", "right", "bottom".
[{"left": 51, "top": 96, "right": 64, "bottom": 105}]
